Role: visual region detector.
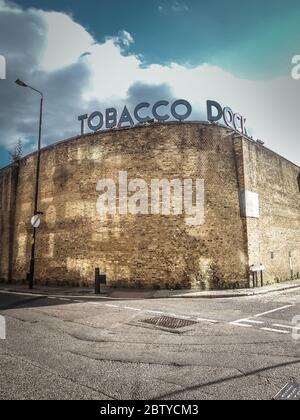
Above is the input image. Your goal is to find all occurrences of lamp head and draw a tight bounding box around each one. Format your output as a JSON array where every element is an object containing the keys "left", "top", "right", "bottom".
[{"left": 15, "top": 79, "right": 28, "bottom": 87}]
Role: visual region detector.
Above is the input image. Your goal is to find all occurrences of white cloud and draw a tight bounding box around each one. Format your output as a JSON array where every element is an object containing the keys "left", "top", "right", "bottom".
[
  {"left": 118, "top": 30, "right": 134, "bottom": 47},
  {"left": 159, "top": 1, "right": 189, "bottom": 14},
  {"left": 39, "top": 11, "right": 94, "bottom": 72},
  {"left": 172, "top": 1, "right": 189, "bottom": 13},
  {"left": 0, "top": 0, "right": 299, "bottom": 166},
  {"left": 83, "top": 42, "right": 300, "bottom": 164}
]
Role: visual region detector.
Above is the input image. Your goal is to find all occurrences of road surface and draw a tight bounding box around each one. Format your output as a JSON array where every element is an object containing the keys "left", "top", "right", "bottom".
[{"left": 0, "top": 288, "right": 299, "bottom": 400}]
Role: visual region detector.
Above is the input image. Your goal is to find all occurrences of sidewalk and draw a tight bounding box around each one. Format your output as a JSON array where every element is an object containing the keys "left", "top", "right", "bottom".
[{"left": 0, "top": 279, "right": 300, "bottom": 300}]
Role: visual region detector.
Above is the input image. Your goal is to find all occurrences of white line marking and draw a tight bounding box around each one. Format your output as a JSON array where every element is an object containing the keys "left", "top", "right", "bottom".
[
  {"left": 123, "top": 307, "right": 141, "bottom": 312},
  {"left": 169, "top": 314, "right": 209, "bottom": 322},
  {"left": 105, "top": 304, "right": 119, "bottom": 308},
  {"left": 230, "top": 318, "right": 257, "bottom": 325},
  {"left": 230, "top": 322, "right": 253, "bottom": 328},
  {"left": 169, "top": 314, "right": 191, "bottom": 320},
  {"left": 273, "top": 324, "right": 300, "bottom": 330},
  {"left": 230, "top": 318, "right": 250, "bottom": 324},
  {"left": 144, "top": 311, "right": 218, "bottom": 323},
  {"left": 260, "top": 327, "right": 290, "bottom": 334},
  {"left": 0, "top": 290, "right": 44, "bottom": 297},
  {"left": 196, "top": 318, "right": 219, "bottom": 324},
  {"left": 243, "top": 319, "right": 264, "bottom": 325},
  {"left": 254, "top": 305, "right": 293, "bottom": 318},
  {"left": 146, "top": 310, "right": 165, "bottom": 315}
]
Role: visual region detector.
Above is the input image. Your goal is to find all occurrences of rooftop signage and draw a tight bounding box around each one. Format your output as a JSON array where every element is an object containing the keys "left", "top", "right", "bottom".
[{"left": 78, "top": 99, "right": 248, "bottom": 136}]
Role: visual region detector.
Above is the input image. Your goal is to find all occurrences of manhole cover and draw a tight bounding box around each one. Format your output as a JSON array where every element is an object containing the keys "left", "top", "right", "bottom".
[
  {"left": 274, "top": 383, "right": 300, "bottom": 400},
  {"left": 141, "top": 316, "right": 197, "bottom": 330}
]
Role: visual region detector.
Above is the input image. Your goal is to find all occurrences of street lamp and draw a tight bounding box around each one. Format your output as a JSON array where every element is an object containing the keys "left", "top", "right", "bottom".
[{"left": 15, "top": 79, "right": 44, "bottom": 289}]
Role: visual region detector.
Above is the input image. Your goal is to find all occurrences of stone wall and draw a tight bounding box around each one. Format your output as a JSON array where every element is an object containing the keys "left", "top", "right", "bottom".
[
  {"left": 239, "top": 137, "right": 300, "bottom": 284},
  {"left": 0, "top": 163, "right": 19, "bottom": 282},
  {"left": 0, "top": 122, "right": 299, "bottom": 289}
]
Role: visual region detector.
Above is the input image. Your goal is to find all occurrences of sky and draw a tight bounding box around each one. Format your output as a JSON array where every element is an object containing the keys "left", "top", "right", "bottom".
[{"left": 0, "top": 0, "right": 300, "bottom": 167}]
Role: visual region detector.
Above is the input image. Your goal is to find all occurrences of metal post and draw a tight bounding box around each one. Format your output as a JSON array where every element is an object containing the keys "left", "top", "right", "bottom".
[
  {"left": 289, "top": 252, "right": 293, "bottom": 279},
  {"left": 15, "top": 80, "right": 43, "bottom": 290},
  {"left": 95, "top": 268, "right": 101, "bottom": 295},
  {"left": 28, "top": 94, "right": 43, "bottom": 290}
]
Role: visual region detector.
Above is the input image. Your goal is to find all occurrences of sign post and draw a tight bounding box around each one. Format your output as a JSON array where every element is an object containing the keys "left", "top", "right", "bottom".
[{"left": 250, "top": 264, "right": 265, "bottom": 288}]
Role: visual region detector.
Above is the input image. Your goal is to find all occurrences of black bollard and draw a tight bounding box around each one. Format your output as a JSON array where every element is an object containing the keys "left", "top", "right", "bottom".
[
  {"left": 95, "top": 268, "right": 101, "bottom": 295},
  {"left": 26, "top": 273, "right": 33, "bottom": 290},
  {"left": 100, "top": 273, "right": 107, "bottom": 286}
]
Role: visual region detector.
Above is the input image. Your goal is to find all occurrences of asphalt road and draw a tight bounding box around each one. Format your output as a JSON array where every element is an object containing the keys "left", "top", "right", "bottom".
[{"left": 0, "top": 288, "right": 299, "bottom": 400}]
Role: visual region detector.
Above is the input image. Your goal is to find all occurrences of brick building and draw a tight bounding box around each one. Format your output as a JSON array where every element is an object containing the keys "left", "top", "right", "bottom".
[{"left": 0, "top": 122, "right": 299, "bottom": 289}]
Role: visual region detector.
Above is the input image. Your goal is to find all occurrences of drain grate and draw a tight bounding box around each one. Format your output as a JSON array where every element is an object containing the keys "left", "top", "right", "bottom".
[{"left": 141, "top": 316, "right": 197, "bottom": 330}]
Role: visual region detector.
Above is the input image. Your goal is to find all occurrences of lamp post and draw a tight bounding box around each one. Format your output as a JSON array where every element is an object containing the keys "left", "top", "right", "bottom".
[{"left": 15, "top": 79, "right": 43, "bottom": 289}]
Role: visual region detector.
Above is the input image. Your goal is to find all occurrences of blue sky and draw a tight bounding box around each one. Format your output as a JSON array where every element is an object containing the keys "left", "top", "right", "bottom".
[
  {"left": 14, "top": 0, "right": 300, "bottom": 77},
  {"left": 0, "top": 0, "right": 300, "bottom": 167}
]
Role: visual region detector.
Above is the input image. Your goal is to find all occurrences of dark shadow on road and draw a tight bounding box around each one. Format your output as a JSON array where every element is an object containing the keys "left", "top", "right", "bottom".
[
  {"left": 154, "top": 359, "right": 300, "bottom": 400},
  {"left": 0, "top": 294, "right": 88, "bottom": 311}
]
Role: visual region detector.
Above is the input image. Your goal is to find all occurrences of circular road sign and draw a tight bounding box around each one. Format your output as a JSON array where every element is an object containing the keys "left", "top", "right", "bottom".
[{"left": 31, "top": 215, "right": 41, "bottom": 228}]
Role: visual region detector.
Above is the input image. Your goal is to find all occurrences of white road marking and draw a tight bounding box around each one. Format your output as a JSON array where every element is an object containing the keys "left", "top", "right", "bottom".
[
  {"left": 273, "top": 324, "right": 300, "bottom": 330},
  {"left": 230, "top": 318, "right": 257, "bottom": 326},
  {"left": 84, "top": 302, "right": 219, "bottom": 323},
  {"left": 230, "top": 318, "right": 250, "bottom": 324},
  {"left": 146, "top": 310, "right": 165, "bottom": 315},
  {"left": 230, "top": 318, "right": 264, "bottom": 325},
  {"left": 169, "top": 314, "right": 191, "bottom": 320},
  {"left": 53, "top": 299, "right": 296, "bottom": 337},
  {"left": 123, "top": 307, "right": 141, "bottom": 312},
  {"left": 254, "top": 305, "right": 294, "bottom": 318},
  {"left": 260, "top": 327, "right": 290, "bottom": 334},
  {"left": 230, "top": 322, "right": 253, "bottom": 328},
  {"left": 0, "top": 290, "right": 44, "bottom": 298},
  {"left": 196, "top": 318, "right": 219, "bottom": 324},
  {"left": 59, "top": 298, "right": 71, "bottom": 302},
  {"left": 228, "top": 315, "right": 299, "bottom": 335}
]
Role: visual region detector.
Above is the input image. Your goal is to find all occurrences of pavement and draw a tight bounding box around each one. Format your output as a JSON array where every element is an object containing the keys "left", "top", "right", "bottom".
[
  {"left": 1, "top": 278, "right": 300, "bottom": 300},
  {"left": 0, "top": 285, "right": 299, "bottom": 400}
]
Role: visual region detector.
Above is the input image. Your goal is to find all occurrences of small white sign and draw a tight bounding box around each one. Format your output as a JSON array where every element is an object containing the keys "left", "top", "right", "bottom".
[
  {"left": 0, "top": 315, "right": 6, "bottom": 340},
  {"left": 250, "top": 264, "right": 265, "bottom": 272},
  {"left": 31, "top": 215, "right": 41, "bottom": 228},
  {"left": 240, "top": 190, "right": 260, "bottom": 218}
]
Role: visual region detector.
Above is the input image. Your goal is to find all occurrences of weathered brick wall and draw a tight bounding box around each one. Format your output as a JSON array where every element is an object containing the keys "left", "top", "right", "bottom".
[
  {"left": 0, "top": 163, "right": 19, "bottom": 282},
  {"left": 0, "top": 166, "right": 11, "bottom": 280},
  {"left": 240, "top": 138, "right": 300, "bottom": 284},
  {"left": 1, "top": 122, "right": 299, "bottom": 289},
  {"left": 0, "top": 123, "right": 250, "bottom": 289}
]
